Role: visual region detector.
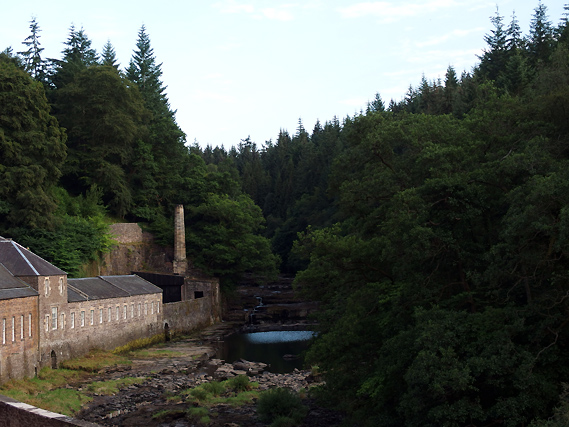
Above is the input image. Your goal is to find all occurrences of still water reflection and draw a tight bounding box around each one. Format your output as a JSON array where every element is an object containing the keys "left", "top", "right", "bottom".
[{"left": 217, "top": 330, "right": 316, "bottom": 374}]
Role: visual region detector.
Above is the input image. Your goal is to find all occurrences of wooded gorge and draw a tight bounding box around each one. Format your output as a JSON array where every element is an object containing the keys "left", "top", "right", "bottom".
[{"left": 2, "top": 2, "right": 569, "bottom": 424}]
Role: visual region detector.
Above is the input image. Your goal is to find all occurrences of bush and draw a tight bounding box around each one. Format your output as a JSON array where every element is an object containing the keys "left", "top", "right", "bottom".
[
  {"left": 256, "top": 388, "right": 308, "bottom": 425},
  {"left": 226, "top": 375, "right": 251, "bottom": 392},
  {"left": 202, "top": 381, "right": 225, "bottom": 396}
]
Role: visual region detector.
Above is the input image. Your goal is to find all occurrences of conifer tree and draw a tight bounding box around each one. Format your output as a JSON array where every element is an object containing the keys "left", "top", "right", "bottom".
[
  {"left": 527, "top": 1, "right": 555, "bottom": 67},
  {"left": 49, "top": 25, "right": 98, "bottom": 89},
  {"left": 17, "top": 17, "right": 47, "bottom": 82},
  {"left": 100, "top": 40, "right": 119, "bottom": 69}
]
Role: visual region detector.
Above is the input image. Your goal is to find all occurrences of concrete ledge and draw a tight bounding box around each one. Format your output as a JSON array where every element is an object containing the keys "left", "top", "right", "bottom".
[{"left": 0, "top": 394, "right": 101, "bottom": 427}]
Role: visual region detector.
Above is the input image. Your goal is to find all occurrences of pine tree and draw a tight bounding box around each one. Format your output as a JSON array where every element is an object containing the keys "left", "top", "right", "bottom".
[
  {"left": 366, "top": 92, "right": 385, "bottom": 113},
  {"left": 126, "top": 25, "right": 168, "bottom": 114},
  {"left": 479, "top": 7, "right": 508, "bottom": 82},
  {"left": 17, "top": 17, "right": 47, "bottom": 82},
  {"left": 526, "top": 1, "right": 554, "bottom": 67},
  {"left": 49, "top": 24, "right": 98, "bottom": 89},
  {"left": 101, "top": 40, "right": 119, "bottom": 69},
  {"left": 506, "top": 11, "right": 523, "bottom": 52}
]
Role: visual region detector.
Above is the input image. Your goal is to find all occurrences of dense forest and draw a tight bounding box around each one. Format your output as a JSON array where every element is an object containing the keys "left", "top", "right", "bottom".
[{"left": 2, "top": 1, "right": 569, "bottom": 424}]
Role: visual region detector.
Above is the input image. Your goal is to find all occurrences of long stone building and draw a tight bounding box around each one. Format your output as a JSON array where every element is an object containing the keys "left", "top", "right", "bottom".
[{"left": 0, "top": 208, "right": 221, "bottom": 384}]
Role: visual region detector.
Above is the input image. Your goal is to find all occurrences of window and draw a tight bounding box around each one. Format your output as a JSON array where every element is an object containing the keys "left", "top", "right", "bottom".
[
  {"left": 71, "top": 312, "right": 75, "bottom": 329},
  {"left": 59, "top": 278, "right": 64, "bottom": 295},
  {"left": 51, "top": 308, "right": 57, "bottom": 330},
  {"left": 60, "top": 313, "right": 65, "bottom": 330},
  {"left": 80, "top": 311, "right": 85, "bottom": 327},
  {"left": 11, "top": 317, "right": 15, "bottom": 341},
  {"left": 45, "top": 315, "right": 49, "bottom": 332},
  {"left": 138, "top": 303, "right": 141, "bottom": 316},
  {"left": 2, "top": 318, "right": 5, "bottom": 344},
  {"left": 151, "top": 302, "right": 154, "bottom": 315},
  {"left": 99, "top": 309, "right": 103, "bottom": 324},
  {"left": 145, "top": 302, "right": 148, "bottom": 316},
  {"left": 131, "top": 304, "right": 134, "bottom": 318},
  {"left": 157, "top": 301, "right": 160, "bottom": 314},
  {"left": 123, "top": 305, "right": 127, "bottom": 320},
  {"left": 44, "top": 278, "right": 50, "bottom": 296},
  {"left": 28, "top": 313, "right": 32, "bottom": 337},
  {"left": 108, "top": 307, "right": 112, "bottom": 322},
  {"left": 116, "top": 306, "right": 119, "bottom": 321},
  {"left": 20, "top": 315, "right": 24, "bottom": 339},
  {"left": 90, "top": 310, "right": 94, "bottom": 325}
]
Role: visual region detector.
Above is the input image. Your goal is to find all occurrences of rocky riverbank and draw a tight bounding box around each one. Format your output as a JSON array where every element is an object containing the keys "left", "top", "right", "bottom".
[{"left": 76, "top": 322, "right": 342, "bottom": 427}]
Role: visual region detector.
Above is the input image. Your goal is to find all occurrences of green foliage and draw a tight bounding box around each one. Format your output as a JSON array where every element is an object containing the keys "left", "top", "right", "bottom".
[
  {"left": 187, "top": 193, "right": 279, "bottom": 287},
  {"left": 202, "top": 381, "right": 225, "bottom": 396},
  {"left": 256, "top": 388, "right": 307, "bottom": 425},
  {"left": 225, "top": 375, "right": 251, "bottom": 392},
  {"left": 0, "top": 58, "right": 66, "bottom": 230}
]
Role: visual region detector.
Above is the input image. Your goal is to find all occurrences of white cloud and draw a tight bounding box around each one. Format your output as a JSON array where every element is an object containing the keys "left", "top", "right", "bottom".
[
  {"left": 337, "top": 0, "right": 463, "bottom": 23},
  {"left": 213, "top": 0, "right": 254, "bottom": 14},
  {"left": 194, "top": 90, "right": 237, "bottom": 104},
  {"left": 261, "top": 7, "right": 294, "bottom": 21},
  {"left": 213, "top": 1, "right": 296, "bottom": 21},
  {"left": 415, "top": 27, "right": 484, "bottom": 47},
  {"left": 339, "top": 97, "right": 369, "bottom": 107}
]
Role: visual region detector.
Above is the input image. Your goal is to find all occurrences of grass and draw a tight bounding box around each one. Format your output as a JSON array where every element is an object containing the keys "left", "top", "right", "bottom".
[
  {"left": 112, "top": 333, "right": 165, "bottom": 354},
  {"left": 180, "top": 378, "right": 260, "bottom": 408},
  {"left": 86, "top": 376, "right": 146, "bottom": 395},
  {"left": 0, "top": 368, "right": 93, "bottom": 416},
  {"left": 60, "top": 348, "right": 131, "bottom": 372},
  {"left": 128, "top": 348, "right": 184, "bottom": 358}
]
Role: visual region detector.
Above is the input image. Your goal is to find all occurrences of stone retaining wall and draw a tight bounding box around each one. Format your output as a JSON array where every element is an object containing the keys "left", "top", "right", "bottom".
[{"left": 0, "top": 394, "right": 100, "bottom": 427}]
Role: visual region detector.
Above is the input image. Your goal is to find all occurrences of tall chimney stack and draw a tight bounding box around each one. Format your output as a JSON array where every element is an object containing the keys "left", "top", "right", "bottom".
[{"left": 173, "top": 204, "right": 187, "bottom": 275}]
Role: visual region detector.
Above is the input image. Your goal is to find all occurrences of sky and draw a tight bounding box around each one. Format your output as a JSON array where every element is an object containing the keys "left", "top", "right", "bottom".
[{"left": 1, "top": 1, "right": 566, "bottom": 149}]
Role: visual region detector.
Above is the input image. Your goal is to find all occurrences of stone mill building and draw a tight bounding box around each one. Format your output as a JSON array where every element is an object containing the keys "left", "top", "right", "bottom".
[{"left": 0, "top": 205, "right": 221, "bottom": 384}]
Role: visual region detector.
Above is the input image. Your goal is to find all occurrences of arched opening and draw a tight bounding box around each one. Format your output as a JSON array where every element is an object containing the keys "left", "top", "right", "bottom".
[
  {"left": 50, "top": 350, "right": 57, "bottom": 369},
  {"left": 164, "top": 323, "right": 171, "bottom": 342}
]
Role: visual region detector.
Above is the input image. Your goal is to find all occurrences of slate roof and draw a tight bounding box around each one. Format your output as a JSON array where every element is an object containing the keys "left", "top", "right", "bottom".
[
  {"left": 0, "top": 237, "right": 66, "bottom": 277},
  {"left": 0, "top": 263, "right": 39, "bottom": 300},
  {"left": 67, "top": 275, "right": 162, "bottom": 302}
]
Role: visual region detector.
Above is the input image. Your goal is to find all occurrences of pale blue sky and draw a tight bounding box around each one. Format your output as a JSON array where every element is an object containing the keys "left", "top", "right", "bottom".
[{"left": 2, "top": 1, "right": 565, "bottom": 148}]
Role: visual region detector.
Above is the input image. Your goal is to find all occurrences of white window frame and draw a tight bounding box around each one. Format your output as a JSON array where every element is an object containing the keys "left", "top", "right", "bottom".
[
  {"left": 2, "top": 318, "right": 5, "bottom": 344},
  {"left": 108, "top": 307, "right": 112, "bottom": 322},
  {"left": 80, "top": 311, "right": 85, "bottom": 327},
  {"left": 71, "top": 312, "right": 75, "bottom": 329},
  {"left": 20, "top": 315, "right": 24, "bottom": 339},
  {"left": 51, "top": 307, "right": 57, "bottom": 330},
  {"left": 28, "top": 313, "right": 32, "bottom": 337}
]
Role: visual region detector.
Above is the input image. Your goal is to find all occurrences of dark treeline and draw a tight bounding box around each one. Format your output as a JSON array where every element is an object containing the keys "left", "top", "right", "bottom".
[
  {"left": 2, "top": 1, "right": 569, "bottom": 424},
  {"left": 0, "top": 23, "right": 278, "bottom": 283},
  {"left": 188, "top": 3, "right": 569, "bottom": 425}
]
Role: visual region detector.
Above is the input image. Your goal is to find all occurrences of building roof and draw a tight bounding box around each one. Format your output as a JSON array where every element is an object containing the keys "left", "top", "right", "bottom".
[
  {"left": 0, "top": 237, "right": 66, "bottom": 277},
  {"left": 67, "top": 275, "right": 162, "bottom": 302},
  {"left": 0, "top": 263, "right": 39, "bottom": 300}
]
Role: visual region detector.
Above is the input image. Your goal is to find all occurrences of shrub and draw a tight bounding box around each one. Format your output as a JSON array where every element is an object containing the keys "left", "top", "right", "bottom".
[
  {"left": 202, "top": 381, "right": 225, "bottom": 396},
  {"left": 226, "top": 375, "right": 251, "bottom": 392},
  {"left": 257, "top": 388, "right": 308, "bottom": 425}
]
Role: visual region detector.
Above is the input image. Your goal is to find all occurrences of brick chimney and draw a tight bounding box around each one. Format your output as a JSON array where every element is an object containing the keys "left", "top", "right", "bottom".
[{"left": 173, "top": 204, "right": 187, "bottom": 275}]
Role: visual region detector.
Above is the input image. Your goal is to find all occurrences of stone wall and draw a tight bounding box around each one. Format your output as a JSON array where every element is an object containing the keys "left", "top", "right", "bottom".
[
  {"left": 95, "top": 224, "right": 174, "bottom": 276},
  {"left": 163, "top": 279, "right": 221, "bottom": 334},
  {"left": 0, "top": 394, "right": 100, "bottom": 427},
  {"left": 0, "top": 297, "right": 39, "bottom": 384},
  {"left": 42, "top": 294, "right": 163, "bottom": 367}
]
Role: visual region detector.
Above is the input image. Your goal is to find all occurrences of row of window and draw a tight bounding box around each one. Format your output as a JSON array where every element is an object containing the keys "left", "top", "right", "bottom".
[
  {"left": 45, "top": 300, "right": 160, "bottom": 332},
  {"left": 2, "top": 314, "right": 33, "bottom": 345}
]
